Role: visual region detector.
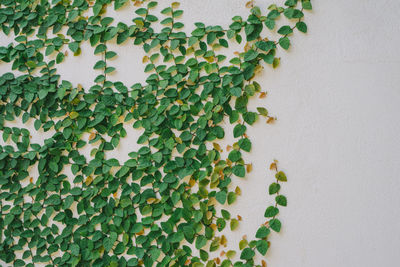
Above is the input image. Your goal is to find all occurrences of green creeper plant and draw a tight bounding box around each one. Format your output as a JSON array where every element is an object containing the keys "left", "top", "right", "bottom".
[{"left": 0, "top": 0, "right": 312, "bottom": 266}]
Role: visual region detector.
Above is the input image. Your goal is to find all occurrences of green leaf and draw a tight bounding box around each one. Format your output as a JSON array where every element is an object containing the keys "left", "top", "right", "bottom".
[
  {"left": 255, "top": 40, "right": 275, "bottom": 52},
  {"left": 265, "top": 19, "right": 275, "bottom": 30},
  {"left": 70, "top": 244, "right": 80, "bottom": 256},
  {"left": 277, "top": 25, "right": 293, "bottom": 35},
  {"left": 243, "top": 112, "right": 257, "bottom": 125},
  {"left": 58, "top": 86, "right": 67, "bottom": 99},
  {"left": 38, "top": 89, "right": 48, "bottom": 100},
  {"left": 4, "top": 214, "right": 14, "bottom": 225},
  {"left": 276, "top": 195, "right": 287, "bottom": 206},
  {"left": 257, "top": 107, "right": 268, "bottom": 116},
  {"left": 296, "top": 21, "right": 308, "bottom": 33},
  {"left": 195, "top": 235, "right": 207, "bottom": 249},
  {"left": 26, "top": 61, "right": 36, "bottom": 68},
  {"left": 94, "top": 60, "right": 106, "bottom": 69},
  {"left": 279, "top": 37, "right": 291, "bottom": 50},
  {"left": 70, "top": 187, "right": 82, "bottom": 196},
  {"left": 264, "top": 206, "right": 279, "bottom": 217},
  {"left": 103, "top": 237, "right": 114, "bottom": 252},
  {"left": 68, "top": 42, "right": 79, "bottom": 53},
  {"left": 256, "top": 239, "right": 269, "bottom": 255},
  {"left": 227, "top": 192, "right": 237, "bottom": 205},
  {"left": 221, "top": 209, "right": 231, "bottom": 220},
  {"left": 230, "top": 87, "right": 242, "bottom": 97},
  {"left": 302, "top": 1, "right": 313, "bottom": 10},
  {"left": 232, "top": 165, "right": 245, "bottom": 178},
  {"left": 269, "top": 183, "right": 280, "bottom": 194},
  {"left": 149, "top": 248, "right": 161, "bottom": 261},
  {"left": 233, "top": 124, "right": 246, "bottom": 138},
  {"left": 114, "top": 243, "right": 126, "bottom": 254},
  {"left": 238, "top": 138, "right": 251, "bottom": 152},
  {"left": 200, "top": 249, "right": 209, "bottom": 261},
  {"left": 228, "top": 150, "right": 241, "bottom": 162},
  {"left": 255, "top": 226, "right": 270, "bottom": 238},
  {"left": 120, "top": 198, "right": 132, "bottom": 208},
  {"left": 56, "top": 52, "right": 65, "bottom": 63},
  {"left": 240, "top": 247, "right": 255, "bottom": 260},
  {"left": 216, "top": 191, "right": 227, "bottom": 204},
  {"left": 269, "top": 218, "right": 282, "bottom": 232},
  {"left": 243, "top": 49, "right": 258, "bottom": 61},
  {"left": 132, "top": 223, "right": 143, "bottom": 234},
  {"left": 192, "top": 28, "right": 205, "bottom": 37}
]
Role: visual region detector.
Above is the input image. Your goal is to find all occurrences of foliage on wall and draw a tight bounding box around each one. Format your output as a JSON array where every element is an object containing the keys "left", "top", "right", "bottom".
[{"left": 0, "top": 0, "right": 312, "bottom": 266}]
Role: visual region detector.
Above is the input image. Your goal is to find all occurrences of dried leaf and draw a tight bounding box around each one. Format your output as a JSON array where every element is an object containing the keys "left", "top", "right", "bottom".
[
  {"left": 267, "top": 117, "right": 276, "bottom": 124},
  {"left": 246, "top": 163, "right": 253, "bottom": 173},
  {"left": 245, "top": 1, "right": 254, "bottom": 8},
  {"left": 89, "top": 132, "right": 96, "bottom": 141},
  {"left": 270, "top": 161, "right": 277, "bottom": 171}
]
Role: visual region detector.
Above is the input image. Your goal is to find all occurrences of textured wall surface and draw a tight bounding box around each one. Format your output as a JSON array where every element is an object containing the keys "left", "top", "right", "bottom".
[{"left": 1, "top": 0, "right": 400, "bottom": 266}]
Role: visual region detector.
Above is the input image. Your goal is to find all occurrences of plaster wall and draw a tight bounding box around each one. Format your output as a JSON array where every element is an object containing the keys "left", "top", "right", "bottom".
[{"left": 1, "top": 1, "right": 400, "bottom": 266}]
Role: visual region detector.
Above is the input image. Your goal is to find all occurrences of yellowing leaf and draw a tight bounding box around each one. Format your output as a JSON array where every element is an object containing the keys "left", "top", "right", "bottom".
[
  {"left": 220, "top": 235, "right": 227, "bottom": 246},
  {"left": 230, "top": 218, "right": 239, "bottom": 230},
  {"left": 226, "top": 250, "right": 236, "bottom": 259},
  {"left": 172, "top": 2, "right": 180, "bottom": 8},
  {"left": 206, "top": 211, "right": 213, "bottom": 220},
  {"left": 255, "top": 65, "right": 263, "bottom": 74},
  {"left": 147, "top": 198, "right": 156, "bottom": 204},
  {"left": 272, "top": 57, "right": 280, "bottom": 68},
  {"left": 239, "top": 238, "right": 248, "bottom": 250},
  {"left": 85, "top": 176, "right": 93, "bottom": 186},
  {"left": 235, "top": 186, "right": 241, "bottom": 196},
  {"left": 69, "top": 111, "right": 79, "bottom": 119},
  {"left": 213, "top": 143, "right": 222, "bottom": 152}
]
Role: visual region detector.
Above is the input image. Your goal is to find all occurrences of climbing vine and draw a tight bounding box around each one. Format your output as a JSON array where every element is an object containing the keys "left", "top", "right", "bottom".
[{"left": 0, "top": 0, "right": 312, "bottom": 266}]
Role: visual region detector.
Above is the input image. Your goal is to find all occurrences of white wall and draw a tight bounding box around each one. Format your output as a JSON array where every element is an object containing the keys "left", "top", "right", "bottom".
[{"left": 1, "top": 0, "right": 400, "bottom": 266}]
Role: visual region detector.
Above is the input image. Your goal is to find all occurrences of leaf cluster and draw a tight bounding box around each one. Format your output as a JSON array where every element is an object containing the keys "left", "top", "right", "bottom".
[{"left": 0, "top": 0, "right": 311, "bottom": 266}]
